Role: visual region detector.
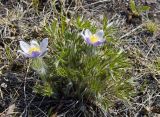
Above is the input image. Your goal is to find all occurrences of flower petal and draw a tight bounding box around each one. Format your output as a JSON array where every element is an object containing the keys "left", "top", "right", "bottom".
[
  {"left": 19, "top": 41, "right": 30, "bottom": 53},
  {"left": 39, "top": 49, "right": 48, "bottom": 57},
  {"left": 30, "top": 40, "right": 39, "bottom": 47},
  {"left": 40, "top": 38, "right": 48, "bottom": 51},
  {"left": 81, "top": 31, "right": 87, "bottom": 41},
  {"left": 31, "top": 51, "right": 41, "bottom": 58},
  {"left": 17, "top": 50, "right": 31, "bottom": 58},
  {"left": 99, "top": 38, "right": 106, "bottom": 42},
  {"left": 85, "top": 29, "right": 92, "bottom": 37},
  {"left": 95, "top": 30, "right": 104, "bottom": 39},
  {"left": 93, "top": 40, "right": 105, "bottom": 46},
  {"left": 85, "top": 37, "right": 92, "bottom": 45}
]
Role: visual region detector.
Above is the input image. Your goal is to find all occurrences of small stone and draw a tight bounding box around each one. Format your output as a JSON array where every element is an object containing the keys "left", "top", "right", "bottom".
[{"left": 1, "top": 83, "right": 7, "bottom": 88}]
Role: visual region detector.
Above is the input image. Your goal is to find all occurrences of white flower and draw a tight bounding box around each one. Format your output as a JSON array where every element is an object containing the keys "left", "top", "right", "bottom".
[
  {"left": 18, "top": 38, "right": 48, "bottom": 58},
  {"left": 81, "top": 29, "right": 105, "bottom": 46}
]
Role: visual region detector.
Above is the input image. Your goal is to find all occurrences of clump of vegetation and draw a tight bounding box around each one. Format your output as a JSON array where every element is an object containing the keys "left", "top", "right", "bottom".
[
  {"left": 129, "top": 0, "right": 150, "bottom": 16},
  {"left": 144, "top": 20, "right": 159, "bottom": 34},
  {"left": 24, "top": 16, "right": 134, "bottom": 116}
]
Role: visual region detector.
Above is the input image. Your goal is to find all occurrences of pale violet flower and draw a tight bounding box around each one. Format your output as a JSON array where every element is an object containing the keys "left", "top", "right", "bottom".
[
  {"left": 18, "top": 38, "right": 48, "bottom": 58},
  {"left": 81, "top": 29, "right": 105, "bottom": 46}
]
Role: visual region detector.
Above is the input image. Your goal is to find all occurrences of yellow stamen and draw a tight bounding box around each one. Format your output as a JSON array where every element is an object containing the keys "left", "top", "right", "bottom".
[
  {"left": 29, "top": 47, "right": 40, "bottom": 53},
  {"left": 90, "top": 35, "right": 98, "bottom": 43}
]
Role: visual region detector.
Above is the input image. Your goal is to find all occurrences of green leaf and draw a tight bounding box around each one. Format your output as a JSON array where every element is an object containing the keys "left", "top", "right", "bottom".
[
  {"left": 5, "top": 45, "right": 13, "bottom": 62},
  {"left": 42, "top": 15, "right": 134, "bottom": 109},
  {"left": 103, "top": 16, "right": 108, "bottom": 31},
  {"left": 137, "top": 5, "right": 150, "bottom": 14},
  {"left": 130, "top": 0, "right": 139, "bottom": 15}
]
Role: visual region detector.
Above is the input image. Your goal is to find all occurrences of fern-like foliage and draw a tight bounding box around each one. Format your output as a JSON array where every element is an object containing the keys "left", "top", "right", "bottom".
[
  {"left": 130, "top": 0, "right": 150, "bottom": 16},
  {"left": 39, "top": 16, "right": 134, "bottom": 115}
]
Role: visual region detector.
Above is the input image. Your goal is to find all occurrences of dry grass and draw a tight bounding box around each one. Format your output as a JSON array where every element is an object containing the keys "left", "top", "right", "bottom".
[{"left": 0, "top": 0, "right": 160, "bottom": 116}]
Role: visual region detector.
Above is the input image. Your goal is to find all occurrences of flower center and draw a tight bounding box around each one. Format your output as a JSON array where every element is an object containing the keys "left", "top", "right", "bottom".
[
  {"left": 90, "top": 35, "right": 98, "bottom": 43},
  {"left": 29, "top": 47, "right": 40, "bottom": 54}
]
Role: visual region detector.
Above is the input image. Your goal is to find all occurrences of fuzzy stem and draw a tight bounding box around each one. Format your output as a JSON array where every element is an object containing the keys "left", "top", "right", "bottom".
[{"left": 31, "top": 58, "right": 47, "bottom": 79}]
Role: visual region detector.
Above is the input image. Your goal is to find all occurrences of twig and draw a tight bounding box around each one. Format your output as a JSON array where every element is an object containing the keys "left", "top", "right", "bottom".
[
  {"left": 21, "top": 59, "right": 31, "bottom": 117},
  {"left": 146, "top": 44, "right": 154, "bottom": 58},
  {"left": 120, "top": 24, "right": 143, "bottom": 39},
  {"left": 83, "top": 0, "right": 111, "bottom": 7}
]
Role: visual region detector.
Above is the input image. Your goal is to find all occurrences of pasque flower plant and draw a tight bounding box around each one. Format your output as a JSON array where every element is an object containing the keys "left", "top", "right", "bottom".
[
  {"left": 81, "top": 29, "right": 105, "bottom": 46},
  {"left": 18, "top": 38, "right": 48, "bottom": 58},
  {"left": 15, "top": 17, "right": 133, "bottom": 116}
]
